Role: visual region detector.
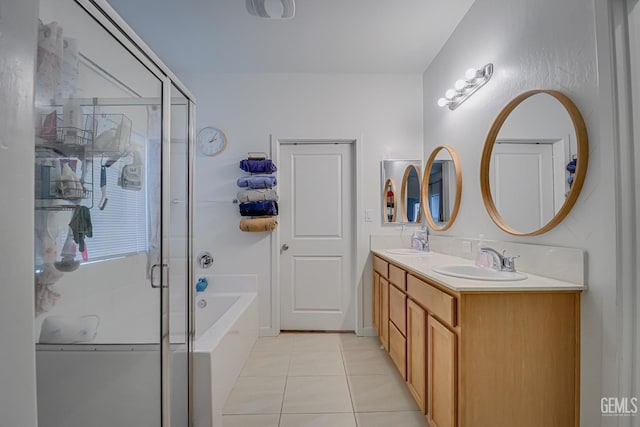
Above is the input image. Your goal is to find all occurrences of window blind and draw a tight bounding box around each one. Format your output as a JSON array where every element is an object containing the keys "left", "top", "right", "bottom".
[{"left": 85, "top": 145, "right": 149, "bottom": 262}]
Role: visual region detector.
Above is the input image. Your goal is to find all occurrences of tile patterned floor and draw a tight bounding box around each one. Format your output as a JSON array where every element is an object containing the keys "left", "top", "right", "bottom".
[{"left": 222, "top": 332, "right": 428, "bottom": 427}]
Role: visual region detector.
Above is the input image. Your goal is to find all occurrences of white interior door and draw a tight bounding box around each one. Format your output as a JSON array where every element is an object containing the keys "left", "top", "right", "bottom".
[
  {"left": 279, "top": 142, "right": 354, "bottom": 331},
  {"left": 490, "top": 141, "right": 555, "bottom": 232}
]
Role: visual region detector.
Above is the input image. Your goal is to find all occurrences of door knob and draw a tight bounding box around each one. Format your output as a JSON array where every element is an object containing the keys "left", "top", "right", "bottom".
[{"left": 281, "top": 243, "right": 289, "bottom": 251}]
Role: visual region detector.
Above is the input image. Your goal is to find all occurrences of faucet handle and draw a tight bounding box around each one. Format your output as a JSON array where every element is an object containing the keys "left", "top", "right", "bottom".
[{"left": 502, "top": 253, "right": 520, "bottom": 272}]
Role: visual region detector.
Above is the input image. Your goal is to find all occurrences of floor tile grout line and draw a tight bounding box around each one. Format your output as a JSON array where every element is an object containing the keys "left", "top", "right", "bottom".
[
  {"left": 339, "top": 344, "right": 358, "bottom": 422},
  {"left": 277, "top": 347, "right": 295, "bottom": 426},
  {"left": 278, "top": 375, "right": 289, "bottom": 427}
]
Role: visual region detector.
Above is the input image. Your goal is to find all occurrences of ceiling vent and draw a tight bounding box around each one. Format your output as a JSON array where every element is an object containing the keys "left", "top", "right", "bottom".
[{"left": 246, "top": 0, "right": 295, "bottom": 19}]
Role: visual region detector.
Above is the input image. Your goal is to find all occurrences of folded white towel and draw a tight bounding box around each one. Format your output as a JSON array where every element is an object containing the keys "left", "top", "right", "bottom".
[{"left": 39, "top": 315, "right": 100, "bottom": 343}]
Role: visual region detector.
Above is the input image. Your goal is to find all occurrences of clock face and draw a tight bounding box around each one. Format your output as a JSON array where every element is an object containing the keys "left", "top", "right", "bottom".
[{"left": 197, "top": 127, "right": 227, "bottom": 156}]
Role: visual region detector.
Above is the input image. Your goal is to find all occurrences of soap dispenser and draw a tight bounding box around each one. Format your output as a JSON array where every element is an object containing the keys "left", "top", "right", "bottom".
[
  {"left": 411, "top": 227, "right": 430, "bottom": 252},
  {"left": 475, "top": 234, "right": 490, "bottom": 267},
  {"left": 411, "top": 231, "right": 422, "bottom": 250}
]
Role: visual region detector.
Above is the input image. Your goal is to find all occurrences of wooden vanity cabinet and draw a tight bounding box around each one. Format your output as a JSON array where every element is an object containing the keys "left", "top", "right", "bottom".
[
  {"left": 389, "top": 283, "right": 406, "bottom": 335},
  {"left": 373, "top": 256, "right": 389, "bottom": 349},
  {"left": 389, "top": 321, "right": 406, "bottom": 378},
  {"left": 388, "top": 281, "right": 407, "bottom": 378},
  {"left": 373, "top": 272, "right": 380, "bottom": 335},
  {"left": 372, "top": 254, "right": 581, "bottom": 427},
  {"left": 407, "top": 299, "right": 427, "bottom": 412},
  {"left": 427, "top": 315, "right": 457, "bottom": 427},
  {"left": 380, "top": 277, "right": 389, "bottom": 351}
]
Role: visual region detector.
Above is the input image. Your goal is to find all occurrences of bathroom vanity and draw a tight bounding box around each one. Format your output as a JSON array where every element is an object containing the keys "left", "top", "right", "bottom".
[{"left": 372, "top": 250, "right": 582, "bottom": 427}]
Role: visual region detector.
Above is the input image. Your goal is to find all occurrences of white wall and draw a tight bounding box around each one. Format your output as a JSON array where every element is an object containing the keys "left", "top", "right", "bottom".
[
  {"left": 181, "top": 72, "right": 423, "bottom": 334},
  {"left": 0, "top": 0, "right": 39, "bottom": 425},
  {"left": 422, "top": 0, "right": 615, "bottom": 425}
]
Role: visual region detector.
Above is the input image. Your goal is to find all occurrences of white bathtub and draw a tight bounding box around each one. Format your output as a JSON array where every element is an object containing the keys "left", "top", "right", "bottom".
[{"left": 194, "top": 289, "right": 258, "bottom": 427}]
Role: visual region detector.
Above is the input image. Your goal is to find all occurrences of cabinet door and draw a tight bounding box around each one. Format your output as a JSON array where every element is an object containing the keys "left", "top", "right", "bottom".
[
  {"left": 389, "top": 284, "right": 407, "bottom": 335},
  {"left": 407, "top": 299, "right": 427, "bottom": 412},
  {"left": 380, "top": 277, "right": 390, "bottom": 351},
  {"left": 389, "top": 321, "right": 407, "bottom": 379},
  {"left": 373, "top": 272, "right": 380, "bottom": 335},
  {"left": 427, "top": 316, "right": 457, "bottom": 427}
]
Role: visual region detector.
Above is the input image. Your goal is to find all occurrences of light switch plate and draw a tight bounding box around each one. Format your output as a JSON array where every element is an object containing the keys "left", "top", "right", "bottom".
[
  {"left": 364, "top": 209, "right": 374, "bottom": 222},
  {"left": 462, "top": 240, "right": 472, "bottom": 254}
]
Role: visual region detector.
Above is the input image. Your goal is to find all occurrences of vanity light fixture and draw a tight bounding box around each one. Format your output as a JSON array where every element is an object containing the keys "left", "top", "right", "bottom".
[{"left": 437, "top": 63, "right": 494, "bottom": 110}]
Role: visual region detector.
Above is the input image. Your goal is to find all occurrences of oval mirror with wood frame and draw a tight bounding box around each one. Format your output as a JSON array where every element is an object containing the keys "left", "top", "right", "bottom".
[
  {"left": 401, "top": 165, "right": 422, "bottom": 223},
  {"left": 382, "top": 178, "right": 397, "bottom": 223},
  {"left": 480, "top": 89, "right": 589, "bottom": 236},
  {"left": 422, "top": 145, "right": 462, "bottom": 231}
]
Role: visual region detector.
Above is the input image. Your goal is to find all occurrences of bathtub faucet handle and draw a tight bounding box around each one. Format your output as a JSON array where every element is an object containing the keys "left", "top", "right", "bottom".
[{"left": 198, "top": 251, "right": 214, "bottom": 269}]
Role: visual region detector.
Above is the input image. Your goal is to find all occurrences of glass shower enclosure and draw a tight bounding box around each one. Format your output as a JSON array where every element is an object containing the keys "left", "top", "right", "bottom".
[{"left": 33, "top": 1, "right": 194, "bottom": 426}]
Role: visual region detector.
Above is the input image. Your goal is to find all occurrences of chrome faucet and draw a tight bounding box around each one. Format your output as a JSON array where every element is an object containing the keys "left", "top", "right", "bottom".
[{"left": 480, "top": 247, "right": 520, "bottom": 272}]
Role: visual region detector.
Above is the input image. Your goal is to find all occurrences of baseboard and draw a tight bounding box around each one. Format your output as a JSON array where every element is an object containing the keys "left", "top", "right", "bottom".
[
  {"left": 259, "top": 326, "right": 280, "bottom": 337},
  {"left": 357, "top": 326, "right": 377, "bottom": 337}
]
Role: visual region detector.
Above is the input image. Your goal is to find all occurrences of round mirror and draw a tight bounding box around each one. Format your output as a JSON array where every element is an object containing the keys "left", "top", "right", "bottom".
[
  {"left": 401, "top": 165, "right": 421, "bottom": 223},
  {"left": 480, "top": 90, "right": 588, "bottom": 236},
  {"left": 422, "top": 145, "right": 462, "bottom": 231},
  {"left": 382, "top": 178, "right": 398, "bottom": 223}
]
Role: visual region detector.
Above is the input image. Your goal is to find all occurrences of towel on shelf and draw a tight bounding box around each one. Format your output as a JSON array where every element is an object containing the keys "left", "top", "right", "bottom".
[
  {"left": 69, "top": 205, "right": 92, "bottom": 252},
  {"left": 239, "top": 159, "right": 277, "bottom": 174},
  {"left": 237, "top": 174, "right": 277, "bottom": 189},
  {"left": 239, "top": 217, "right": 278, "bottom": 232},
  {"left": 239, "top": 200, "right": 278, "bottom": 217},
  {"left": 39, "top": 314, "right": 100, "bottom": 343},
  {"left": 237, "top": 189, "right": 279, "bottom": 203}
]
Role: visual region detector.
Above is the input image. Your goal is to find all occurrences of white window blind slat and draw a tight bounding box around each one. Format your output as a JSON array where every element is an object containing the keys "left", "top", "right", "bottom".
[{"left": 85, "top": 138, "right": 149, "bottom": 262}]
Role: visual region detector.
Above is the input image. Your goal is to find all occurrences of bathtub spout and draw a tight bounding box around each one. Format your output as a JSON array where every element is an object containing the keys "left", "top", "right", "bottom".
[{"left": 196, "top": 277, "right": 208, "bottom": 293}]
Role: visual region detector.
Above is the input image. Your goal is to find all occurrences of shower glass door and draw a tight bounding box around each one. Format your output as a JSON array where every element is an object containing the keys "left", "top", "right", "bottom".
[
  {"left": 168, "top": 84, "right": 193, "bottom": 427},
  {"left": 34, "top": 1, "right": 192, "bottom": 426}
]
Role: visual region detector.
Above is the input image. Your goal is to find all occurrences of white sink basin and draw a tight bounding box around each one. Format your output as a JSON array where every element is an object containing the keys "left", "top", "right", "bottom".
[
  {"left": 432, "top": 264, "right": 527, "bottom": 281},
  {"left": 386, "top": 249, "right": 432, "bottom": 255}
]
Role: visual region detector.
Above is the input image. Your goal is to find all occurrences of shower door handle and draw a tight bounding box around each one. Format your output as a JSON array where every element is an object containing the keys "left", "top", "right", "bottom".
[{"left": 150, "top": 263, "right": 169, "bottom": 288}]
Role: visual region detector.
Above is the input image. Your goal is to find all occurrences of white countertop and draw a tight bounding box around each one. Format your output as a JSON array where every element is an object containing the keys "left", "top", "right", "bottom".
[{"left": 372, "top": 249, "right": 585, "bottom": 292}]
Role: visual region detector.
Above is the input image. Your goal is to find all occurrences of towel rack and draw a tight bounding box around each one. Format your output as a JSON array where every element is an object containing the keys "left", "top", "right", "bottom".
[
  {"left": 237, "top": 153, "right": 278, "bottom": 232},
  {"left": 247, "top": 151, "right": 268, "bottom": 160}
]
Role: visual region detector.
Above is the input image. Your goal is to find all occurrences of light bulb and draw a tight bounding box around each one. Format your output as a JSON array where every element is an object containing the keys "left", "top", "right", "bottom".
[
  {"left": 437, "top": 97, "right": 448, "bottom": 107},
  {"left": 445, "top": 89, "right": 457, "bottom": 100},
  {"left": 454, "top": 79, "right": 467, "bottom": 91},
  {"left": 465, "top": 67, "right": 478, "bottom": 81}
]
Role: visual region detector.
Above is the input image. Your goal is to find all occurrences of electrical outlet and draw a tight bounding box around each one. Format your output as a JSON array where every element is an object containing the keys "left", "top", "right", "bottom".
[{"left": 462, "top": 240, "right": 472, "bottom": 254}]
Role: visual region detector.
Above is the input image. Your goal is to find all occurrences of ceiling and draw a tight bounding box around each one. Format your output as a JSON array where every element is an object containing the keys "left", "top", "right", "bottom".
[{"left": 106, "top": 0, "right": 475, "bottom": 74}]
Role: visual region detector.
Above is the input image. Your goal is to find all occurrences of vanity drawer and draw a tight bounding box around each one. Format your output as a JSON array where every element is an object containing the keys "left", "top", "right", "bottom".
[
  {"left": 389, "top": 264, "right": 407, "bottom": 290},
  {"left": 407, "top": 275, "right": 456, "bottom": 328},
  {"left": 374, "top": 256, "right": 389, "bottom": 278},
  {"left": 389, "top": 284, "right": 406, "bottom": 335},
  {"left": 389, "top": 321, "right": 407, "bottom": 379}
]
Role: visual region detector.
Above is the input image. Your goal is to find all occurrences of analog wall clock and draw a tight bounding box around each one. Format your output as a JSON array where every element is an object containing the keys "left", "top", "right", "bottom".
[{"left": 197, "top": 127, "right": 227, "bottom": 156}]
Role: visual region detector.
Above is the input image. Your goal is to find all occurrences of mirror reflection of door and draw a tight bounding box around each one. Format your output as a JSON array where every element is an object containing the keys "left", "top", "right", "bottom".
[
  {"left": 402, "top": 166, "right": 421, "bottom": 223},
  {"left": 486, "top": 92, "right": 576, "bottom": 234},
  {"left": 490, "top": 140, "right": 566, "bottom": 232},
  {"left": 428, "top": 160, "right": 455, "bottom": 225}
]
